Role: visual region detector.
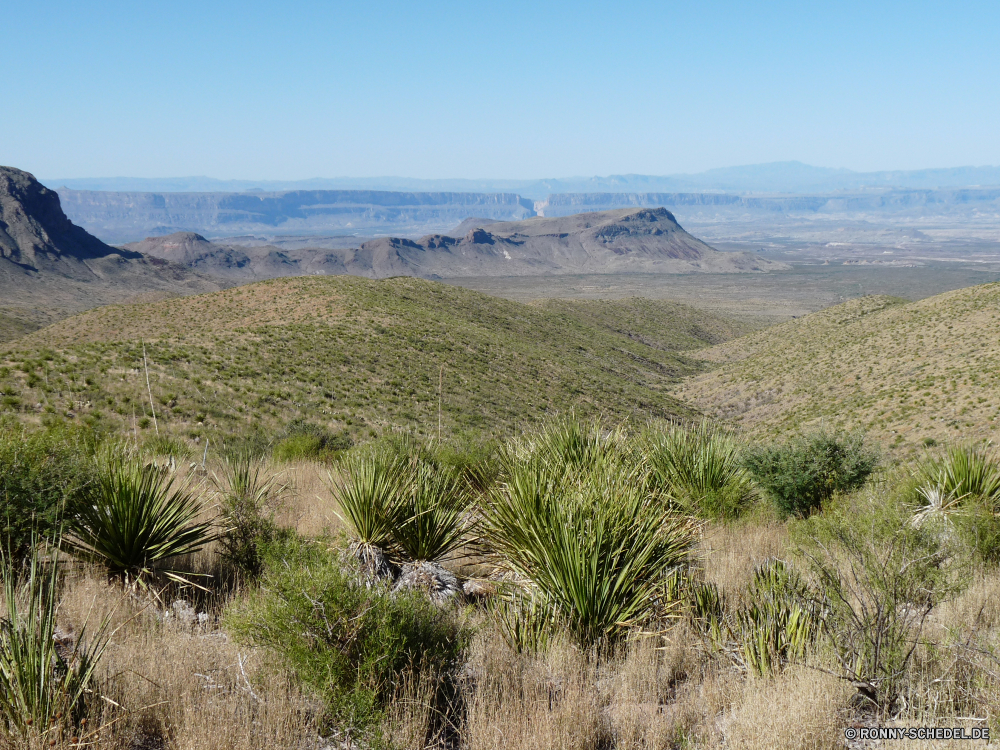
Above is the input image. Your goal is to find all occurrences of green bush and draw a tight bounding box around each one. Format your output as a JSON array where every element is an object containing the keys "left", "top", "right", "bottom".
[
  {"left": 0, "top": 423, "right": 95, "bottom": 563},
  {"left": 642, "top": 421, "right": 756, "bottom": 519},
  {"left": 212, "top": 452, "right": 285, "bottom": 581},
  {"left": 273, "top": 420, "right": 352, "bottom": 462},
  {"left": 224, "top": 537, "right": 465, "bottom": 734},
  {"left": 744, "top": 429, "right": 879, "bottom": 518},
  {"left": 793, "top": 490, "right": 961, "bottom": 712}
]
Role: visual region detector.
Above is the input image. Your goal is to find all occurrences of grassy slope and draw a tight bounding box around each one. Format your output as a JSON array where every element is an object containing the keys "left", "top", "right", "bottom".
[
  {"left": 0, "top": 276, "right": 748, "bottom": 442},
  {"left": 677, "top": 284, "right": 1000, "bottom": 451}
]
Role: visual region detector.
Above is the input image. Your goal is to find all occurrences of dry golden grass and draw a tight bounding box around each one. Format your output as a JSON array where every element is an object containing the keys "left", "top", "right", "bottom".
[{"left": 52, "top": 566, "right": 320, "bottom": 750}]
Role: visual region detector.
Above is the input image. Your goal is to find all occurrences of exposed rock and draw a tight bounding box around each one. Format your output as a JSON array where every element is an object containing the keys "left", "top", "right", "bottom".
[{"left": 393, "top": 561, "right": 462, "bottom": 604}]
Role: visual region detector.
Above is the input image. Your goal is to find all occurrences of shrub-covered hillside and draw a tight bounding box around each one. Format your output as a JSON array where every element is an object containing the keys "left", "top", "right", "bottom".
[
  {"left": 0, "top": 276, "right": 748, "bottom": 443},
  {"left": 677, "top": 284, "right": 1000, "bottom": 452}
]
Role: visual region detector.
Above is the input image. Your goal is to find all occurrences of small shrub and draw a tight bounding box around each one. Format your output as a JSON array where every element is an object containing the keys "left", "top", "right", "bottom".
[
  {"left": 212, "top": 451, "right": 285, "bottom": 581},
  {"left": 224, "top": 537, "right": 465, "bottom": 734},
  {"left": 0, "top": 423, "right": 95, "bottom": 564},
  {"left": 745, "top": 429, "right": 879, "bottom": 518},
  {"left": 273, "top": 421, "right": 352, "bottom": 462},
  {"left": 793, "top": 490, "right": 961, "bottom": 712}
]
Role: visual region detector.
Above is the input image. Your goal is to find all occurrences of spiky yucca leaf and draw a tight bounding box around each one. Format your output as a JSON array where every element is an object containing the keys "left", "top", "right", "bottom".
[
  {"left": 392, "top": 462, "right": 473, "bottom": 562},
  {"left": 0, "top": 543, "right": 110, "bottom": 739},
  {"left": 485, "top": 454, "right": 695, "bottom": 647},
  {"left": 915, "top": 445, "right": 1000, "bottom": 507},
  {"left": 65, "top": 456, "right": 215, "bottom": 589},
  {"left": 329, "top": 449, "right": 409, "bottom": 550},
  {"left": 642, "top": 421, "right": 756, "bottom": 519}
]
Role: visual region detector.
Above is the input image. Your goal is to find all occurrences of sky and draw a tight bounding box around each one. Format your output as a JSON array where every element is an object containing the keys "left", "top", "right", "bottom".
[{"left": 3, "top": 0, "right": 999, "bottom": 180}]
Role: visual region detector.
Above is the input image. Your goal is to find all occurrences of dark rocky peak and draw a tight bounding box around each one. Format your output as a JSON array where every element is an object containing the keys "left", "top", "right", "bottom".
[
  {"left": 0, "top": 166, "right": 133, "bottom": 268},
  {"left": 465, "top": 228, "right": 495, "bottom": 244}
]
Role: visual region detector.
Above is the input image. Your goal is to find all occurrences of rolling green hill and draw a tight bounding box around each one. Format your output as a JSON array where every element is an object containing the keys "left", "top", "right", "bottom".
[
  {"left": 677, "top": 284, "right": 1000, "bottom": 452},
  {"left": 0, "top": 276, "right": 749, "bottom": 444}
]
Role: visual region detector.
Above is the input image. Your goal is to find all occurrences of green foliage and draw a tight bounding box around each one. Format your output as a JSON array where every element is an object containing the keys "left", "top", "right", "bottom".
[
  {"left": 793, "top": 490, "right": 961, "bottom": 712},
  {"left": 642, "top": 421, "right": 756, "bottom": 519},
  {"left": 0, "top": 543, "right": 110, "bottom": 742},
  {"left": 329, "top": 448, "right": 409, "bottom": 552},
  {"left": 0, "top": 422, "right": 95, "bottom": 564},
  {"left": 64, "top": 450, "right": 216, "bottom": 589},
  {"left": 486, "top": 590, "right": 560, "bottom": 655},
  {"left": 392, "top": 462, "right": 473, "bottom": 562},
  {"left": 223, "top": 537, "right": 465, "bottom": 733},
  {"left": 143, "top": 434, "right": 191, "bottom": 459},
  {"left": 691, "top": 560, "right": 822, "bottom": 676},
  {"left": 484, "top": 418, "right": 696, "bottom": 647},
  {"left": 914, "top": 444, "right": 1000, "bottom": 506},
  {"left": 212, "top": 451, "right": 285, "bottom": 581},
  {"left": 331, "top": 439, "right": 476, "bottom": 563},
  {"left": 745, "top": 429, "right": 879, "bottom": 518},
  {"left": 273, "top": 420, "right": 352, "bottom": 463}
]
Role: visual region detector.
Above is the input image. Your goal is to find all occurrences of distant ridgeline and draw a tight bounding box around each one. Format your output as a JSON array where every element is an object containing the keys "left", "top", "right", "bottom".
[{"left": 57, "top": 186, "right": 1000, "bottom": 244}]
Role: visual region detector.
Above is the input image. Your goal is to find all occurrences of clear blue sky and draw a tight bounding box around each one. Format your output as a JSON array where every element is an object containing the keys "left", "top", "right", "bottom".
[{"left": 3, "top": 0, "right": 998, "bottom": 180}]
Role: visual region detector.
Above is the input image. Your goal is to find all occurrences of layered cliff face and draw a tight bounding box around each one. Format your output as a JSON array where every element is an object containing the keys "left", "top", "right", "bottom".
[
  {"left": 57, "top": 188, "right": 538, "bottom": 243},
  {"left": 128, "top": 207, "right": 787, "bottom": 281},
  {"left": 0, "top": 166, "right": 222, "bottom": 310}
]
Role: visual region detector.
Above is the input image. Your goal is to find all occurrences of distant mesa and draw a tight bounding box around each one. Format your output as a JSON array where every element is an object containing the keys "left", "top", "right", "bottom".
[{"left": 127, "top": 207, "right": 788, "bottom": 281}]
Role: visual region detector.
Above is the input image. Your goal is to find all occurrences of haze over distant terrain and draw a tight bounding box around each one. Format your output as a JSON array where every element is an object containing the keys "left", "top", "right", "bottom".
[{"left": 47, "top": 161, "right": 1000, "bottom": 200}]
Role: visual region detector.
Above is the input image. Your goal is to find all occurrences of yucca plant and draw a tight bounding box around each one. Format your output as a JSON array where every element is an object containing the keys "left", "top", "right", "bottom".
[
  {"left": 0, "top": 542, "right": 110, "bottom": 743},
  {"left": 642, "top": 421, "right": 756, "bottom": 519},
  {"left": 914, "top": 444, "right": 1000, "bottom": 507},
  {"left": 485, "top": 453, "right": 696, "bottom": 647},
  {"left": 64, "top": 454, "right": 216, "bottom": 590},
  {"left": 329, "top": 448, "right": 410, "bottom": 552},
  {"left": 392, "top": 462, "right": 473, "bottom": 562},
  {"left": 212, "top": 451, "right": 284, "bottom": 580}
]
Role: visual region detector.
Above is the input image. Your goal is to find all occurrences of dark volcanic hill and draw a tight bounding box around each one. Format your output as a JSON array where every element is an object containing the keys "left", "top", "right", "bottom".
[
  {"left": 129, "top": 208, "right": 787, "bottom": 281},
  {"left": 0, "top": 167, "right": 222, "bottom": 319}
]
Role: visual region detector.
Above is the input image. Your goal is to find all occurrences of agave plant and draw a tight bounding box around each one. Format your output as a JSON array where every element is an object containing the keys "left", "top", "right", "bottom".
[
  {"left": 910, "top": 484, "right": 966, "bottom": 532},
  {"left": 0, "top": 542, "right": 110, "bottom": 741},
  {"left": 642, "top": 421, "right": 756, "bottom": 519},
  {"left": 485, "top": 453, "right": 696, "bottom": 647},
  {"left": 64, "top": 454, "right": 216, "bottom": 589}
]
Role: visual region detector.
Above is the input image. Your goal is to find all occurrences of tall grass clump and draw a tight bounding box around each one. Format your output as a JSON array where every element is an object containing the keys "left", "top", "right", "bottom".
[
  {"left": 213, "top": 450, "right": 286, "bottom": 582},
  {"left": 485, "top": 418, "right": 696, "bottom": 647},
  {"left": 64, "top": 448, "right": 216, "bottom": 589},
  {"left": 745, "top": 429, "right": 879, "bottom": 518},
  {"left": 0, "top": 543, "right": 110, "bottom": 745},
  {"left": 642, "top": 420, "right": 756, "bottom": 519},
  {"left": 0, "top": 422, "right": 95, "bottom": 565}
]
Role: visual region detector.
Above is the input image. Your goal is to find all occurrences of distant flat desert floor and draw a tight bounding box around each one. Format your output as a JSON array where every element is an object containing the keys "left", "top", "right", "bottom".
[{"left": 447, "top": 261, "right": 1000, "bottom": 326}]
